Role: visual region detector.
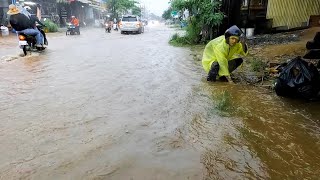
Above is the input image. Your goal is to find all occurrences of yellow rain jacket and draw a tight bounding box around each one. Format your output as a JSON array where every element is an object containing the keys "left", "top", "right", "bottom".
[{"left": 202, "top": 35, "right": 248, "bottom": 76}]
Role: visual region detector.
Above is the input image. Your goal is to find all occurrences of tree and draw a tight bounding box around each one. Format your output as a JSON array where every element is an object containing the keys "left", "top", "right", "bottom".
[
  {"left": 168, "top": 0, "right": 224, "bottom": 43},
  {"left": 131, "top": 5, "right": 142, "bottom": 16},
  {"left": 162, "top": 8, "right": 172, "bottom": 20},
  {"left": 104, "top": 0, "right": 140, "bottom": 18}
]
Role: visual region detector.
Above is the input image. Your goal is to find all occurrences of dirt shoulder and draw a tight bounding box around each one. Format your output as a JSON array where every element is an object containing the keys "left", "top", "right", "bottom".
[{"left": 191, "top": 27, "right": 320, "bottom": 87}]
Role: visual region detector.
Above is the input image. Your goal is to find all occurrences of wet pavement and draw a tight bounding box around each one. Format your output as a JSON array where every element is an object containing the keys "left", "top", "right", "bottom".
[{"left": 0, "top": 24, "right": 320, "bottom": 179}]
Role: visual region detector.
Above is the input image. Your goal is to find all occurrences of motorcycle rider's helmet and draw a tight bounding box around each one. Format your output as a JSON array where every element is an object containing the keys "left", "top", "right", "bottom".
[
  {"left": 224, "top": 25, "right": 243, "bottom": 44},
  {"left": 24, "top": 6, "right": 31, "bottom": 11}
]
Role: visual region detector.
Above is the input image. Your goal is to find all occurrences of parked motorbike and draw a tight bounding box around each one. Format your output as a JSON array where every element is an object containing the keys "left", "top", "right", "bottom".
[
  {"left": 18, "top": 26, "right": 47, "bottom": 56},
  {"left": 105, "top": 23, "right": 111, "bottom": 33},
  {"left": 66, "top": 23, "right": 80, "bottom": 35}
]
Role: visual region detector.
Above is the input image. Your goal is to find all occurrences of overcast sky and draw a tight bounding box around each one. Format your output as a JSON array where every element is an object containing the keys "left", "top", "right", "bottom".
[{"left": 140, "top": 0, "right": 169, "bottom": 16}]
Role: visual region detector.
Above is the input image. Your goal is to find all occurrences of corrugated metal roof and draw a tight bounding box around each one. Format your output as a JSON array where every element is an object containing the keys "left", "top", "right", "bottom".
[{"left": 267, "top": 0, "right": 320, "bottom": 29}]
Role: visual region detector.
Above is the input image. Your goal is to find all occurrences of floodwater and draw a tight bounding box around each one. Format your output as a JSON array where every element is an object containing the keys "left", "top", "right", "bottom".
[{"left": 0, "top": 24, "right": 319, "bottom": 179}]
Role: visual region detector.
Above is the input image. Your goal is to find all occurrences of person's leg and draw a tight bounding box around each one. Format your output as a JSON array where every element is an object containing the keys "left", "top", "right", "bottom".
[
  {"left": 207, "top": 62, "right": 219, "bottom": 81},
  {"left": 228, "top": 58, "right": 243, "bottom": 73},
  {"left": 34, "top": 28, "right": 44, "bottom": 45},
  {"left": 21, "top": 28, "right": 42, "bottom": 45},
  {"left": 76, "top": 26, "right": 80, "bottom": 33},
  {"left": 39, "top": 28, "right": 48, "bottom": 45}
]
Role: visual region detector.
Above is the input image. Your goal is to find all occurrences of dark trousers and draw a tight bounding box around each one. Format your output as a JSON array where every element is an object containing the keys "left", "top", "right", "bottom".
[{"left": 207, "top": 58, "right": 243, "bottom": 81}]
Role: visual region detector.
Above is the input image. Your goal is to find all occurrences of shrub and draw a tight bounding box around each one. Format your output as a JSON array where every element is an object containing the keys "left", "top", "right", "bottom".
[
  {"left": 169, "top": 33, "right": 192, "bottom": 46},
  {"left": 43, "top": 19, "right": 58, "bottom": 32},
  {"left": 250, "top": 58, "right": 267, "bottom": 72}
]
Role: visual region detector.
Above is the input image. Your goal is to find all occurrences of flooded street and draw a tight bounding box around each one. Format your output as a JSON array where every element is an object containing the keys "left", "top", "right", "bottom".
[{"left": 1, "top": 24, "right": 320, "bottom": 179}]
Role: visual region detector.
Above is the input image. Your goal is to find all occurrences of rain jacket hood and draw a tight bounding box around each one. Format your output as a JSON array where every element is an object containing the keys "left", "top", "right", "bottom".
[
  {"left": 224, "top": 25, "right": 242, "bottom": 39},
  {"left": 202, "top": 35, "right": 248, "bottom": 76}
]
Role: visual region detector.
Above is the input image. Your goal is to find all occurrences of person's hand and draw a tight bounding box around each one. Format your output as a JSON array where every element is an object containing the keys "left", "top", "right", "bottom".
[
  {"left": 240, "top": 34, "right": 247, "bottom": 43},
  {"left": 240, "top": 36, "right": 248, "bottom": 53},
  {"left": 226, "top": 76, "right": 234, "bottom": 84}
]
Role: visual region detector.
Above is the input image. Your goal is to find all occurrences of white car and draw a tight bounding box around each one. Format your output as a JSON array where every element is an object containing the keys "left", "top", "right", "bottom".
[{"left": 119, "top": 15, "right": 144, "bottom": 34}]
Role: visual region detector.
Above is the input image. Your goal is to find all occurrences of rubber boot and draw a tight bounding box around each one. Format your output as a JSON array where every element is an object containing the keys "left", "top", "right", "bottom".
[{"left": 207, "top": 62, "right": 219, "bottom": 82}]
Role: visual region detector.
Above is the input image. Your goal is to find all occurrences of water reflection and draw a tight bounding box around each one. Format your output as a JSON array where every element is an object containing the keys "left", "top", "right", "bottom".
[{"left": 187, "top": 82, "right": 320, "bottom": 179}]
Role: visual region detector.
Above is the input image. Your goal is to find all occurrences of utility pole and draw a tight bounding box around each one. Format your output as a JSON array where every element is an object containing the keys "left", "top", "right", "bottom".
[{"left": 112, "top": 0, "right": 115, "bottom": 19}]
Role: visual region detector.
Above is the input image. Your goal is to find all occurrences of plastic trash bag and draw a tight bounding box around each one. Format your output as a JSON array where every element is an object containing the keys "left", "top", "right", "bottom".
[
  {"left": 306, "top": 32, "right": 320, "bottom": 50},
  {"left": 303, "top": 49, "right": 320, "bottom": 59},
  {"left": 274, "top": 56, "right": 320, "bottom": 100}
]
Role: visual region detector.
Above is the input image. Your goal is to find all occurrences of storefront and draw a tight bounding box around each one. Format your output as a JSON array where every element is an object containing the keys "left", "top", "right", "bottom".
[{"left": 0, "top": 0, "right": 10, "bottom": 25}]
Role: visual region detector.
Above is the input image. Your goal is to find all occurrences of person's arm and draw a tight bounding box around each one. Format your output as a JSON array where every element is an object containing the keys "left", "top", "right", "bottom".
[
  {"left": 239, "top": 36, "right": 248, "bottom": 56},
  {"left": 34, "top": 17, "right": 45, "bottom": 26}
]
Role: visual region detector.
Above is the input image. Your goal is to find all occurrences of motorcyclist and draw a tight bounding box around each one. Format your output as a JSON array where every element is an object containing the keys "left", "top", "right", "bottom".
[
  {"left": 113, "top": 18, "right": 118, "bottom": 31},
  {"left": 202, "top": 25, "right": 248, "bottom": 83},
  {"left": 15, "top": 3, "right": 31, "bottom": 18},
  {"left": 70, "top": 16, "right": 80, "bottom": 33},
  {"left": 7, "top": 4, "right": 44, "bottom": 47},
  {"left": 24, "top": 6, "right": 48, "bottom": 45},
  {"left": 104, "top": 19, "right": 112, "bottom": 32}
]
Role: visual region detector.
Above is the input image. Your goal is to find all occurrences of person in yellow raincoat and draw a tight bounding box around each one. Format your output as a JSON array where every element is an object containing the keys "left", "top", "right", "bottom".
[{"left": 202, "top": 25, "right": 248, "bottom": 82}]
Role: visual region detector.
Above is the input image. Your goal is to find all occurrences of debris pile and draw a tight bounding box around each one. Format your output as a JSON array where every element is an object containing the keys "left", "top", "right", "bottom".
[
  {"left": 272, "top": 32, "right": 320, "bottom": 101},
  {"left": 247, "top": 31, "right": 301, "bottom": 47}
]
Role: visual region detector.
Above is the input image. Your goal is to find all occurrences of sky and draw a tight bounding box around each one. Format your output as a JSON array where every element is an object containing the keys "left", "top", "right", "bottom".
[{"left": 140, "top": 0, "right": 169, "bottom": 16}]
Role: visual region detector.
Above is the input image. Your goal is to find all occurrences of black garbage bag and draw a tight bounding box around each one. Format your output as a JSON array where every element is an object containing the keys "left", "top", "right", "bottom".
[
  {"left": 274, "top": 57, "right": 320, "bottom": 100},
  {"left": 306, "top": 32, "right": 320, "bottom": 50},
  {"left": 303, "top": 49, "right": 320, "bottom": 59},
  {"left": 306, "top": 40, "right": 320, "bottom": 50},
  {"left": 313, "top": 32, "right": 320, "bottom": 43}
]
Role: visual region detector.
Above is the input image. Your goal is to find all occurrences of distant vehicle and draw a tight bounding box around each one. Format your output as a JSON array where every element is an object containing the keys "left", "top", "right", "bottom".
[
  {"left": 141, "top": 19, "right": 148, "bottom": 26},
  {"left": 66, "top": 23, "right": 80, "bottom": 35},
  {"left": 119, "top": 15, "right": 144, "bottom": 34},
  {"left": 105, "top": 22, "right": 111, "bottom": 33}
]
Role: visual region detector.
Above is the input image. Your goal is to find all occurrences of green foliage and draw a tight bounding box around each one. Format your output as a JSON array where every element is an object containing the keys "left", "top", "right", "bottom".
[
  {"left": 131, "top": 5, "right": 141, "bottom": 16},
  {"left": 170, "top": 0, "right": 187, "bottom": 11},
  {"left": 185, "top": 17, "right": 201, "bottom": 44},
  {"left": 169, "top": 33, "right": 192, "bottom": 46},
  {"left": 197, "top": 0, "right": 224, "bottom": 27},
  {"left": 162, "top": 8, "right": 173, "bottom": 20},
  {"left": 105, "top": 0, "right": 140, "bottom": 18},
  {"left": 215, "top": 91, "right": 232, "bottom": 111},
  {"left": 250, "top": 58, "right": 267, "bottom": 72},
  {"left": 43, "top": 19, "right": 58, "bottom": 32},
  {"left": 168, "top": 0, "right": 224, "bottom": 44}
]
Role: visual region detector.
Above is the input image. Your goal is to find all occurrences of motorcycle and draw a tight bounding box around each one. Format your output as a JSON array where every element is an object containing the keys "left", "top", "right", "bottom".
[
  {"left": 66, "top": 23, "right": 80, "bottom": 35},
  {"left": 105, "top": 23, "right": 111, "bottom": 33},
  {"left": 113, "top": 23, "right": 118, "bottom": 31},
  {"left": 18, "top": 26, "right": 47, "bottom": 56}
]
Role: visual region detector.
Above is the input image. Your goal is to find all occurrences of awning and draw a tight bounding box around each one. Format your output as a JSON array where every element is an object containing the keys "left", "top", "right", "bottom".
[
  {"left": 77, "top": 0, "right": 90, "bottom": 4},
  {"left": 89, "top": 4, "right": 104, "bottom": 11}
]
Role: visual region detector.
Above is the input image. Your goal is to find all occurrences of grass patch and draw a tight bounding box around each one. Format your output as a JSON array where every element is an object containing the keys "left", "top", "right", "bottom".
[
  {"left": 169, "top": 33, "right": 192, "bottom": 47},
  {"left": 215, "top": 90, "right": 232, "bottom": 111},
  {"left": 169, "top": 24, "right": 181, "bottom": 29},
  {"left": 249, "top": 57, "right": 267, "bottom": 72}
]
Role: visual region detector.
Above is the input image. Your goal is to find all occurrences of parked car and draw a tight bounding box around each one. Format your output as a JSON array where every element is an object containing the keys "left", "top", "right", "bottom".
[{"left": 119, "top": 15, "right": 144, "bottom": 34}]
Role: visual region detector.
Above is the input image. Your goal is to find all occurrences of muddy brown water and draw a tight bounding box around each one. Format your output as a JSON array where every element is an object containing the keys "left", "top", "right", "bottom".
[{"left": 0, "top": 24, "right": 319, "bottom": 179}]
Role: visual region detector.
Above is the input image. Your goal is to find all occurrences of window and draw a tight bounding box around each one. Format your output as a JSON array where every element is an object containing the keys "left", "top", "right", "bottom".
[{"left": 122, "top": 17, "right": 138, "bottom": 22}]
